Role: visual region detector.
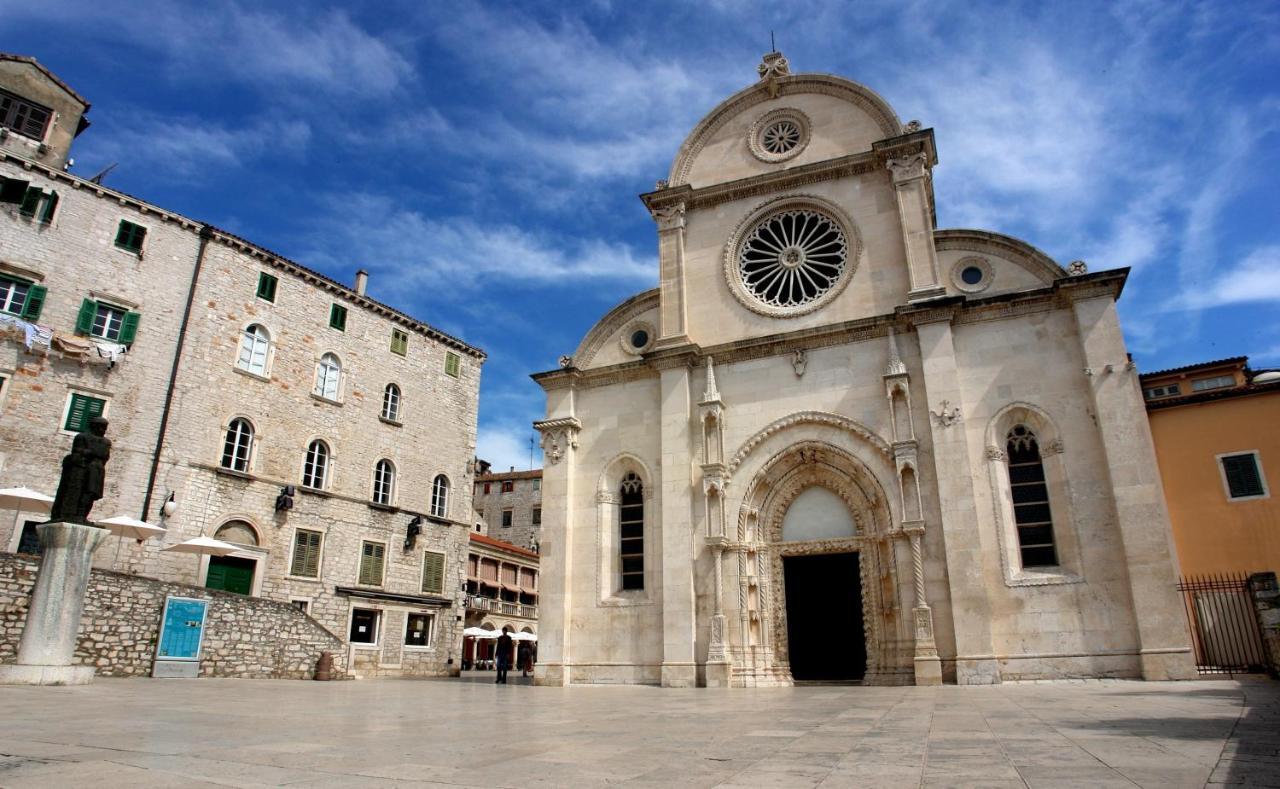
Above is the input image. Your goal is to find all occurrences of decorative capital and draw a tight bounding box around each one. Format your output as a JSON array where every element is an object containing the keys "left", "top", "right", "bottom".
[
  {"left": 650, "top": 202, "right": 686, "bottom": 232},
  {"left": 596, "top": 490, "right": 617, "bottom": 504},
  {"left": 984, "top": 445, "right": 1006, "bottom": 462},
  {"left": 534, "top": 417, "right": 582, "bottom": 466},
  {"left": 1041, "top": 438, "right": 1066, "bottom": 456},
  {"left": 887, "top": 152, "right": 929, "bottom": 183}
]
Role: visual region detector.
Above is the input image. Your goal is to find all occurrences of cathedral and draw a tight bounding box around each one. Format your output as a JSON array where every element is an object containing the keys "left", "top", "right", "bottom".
[{"left": 532, "top": 53, "right": 1195, "bottom": 687}]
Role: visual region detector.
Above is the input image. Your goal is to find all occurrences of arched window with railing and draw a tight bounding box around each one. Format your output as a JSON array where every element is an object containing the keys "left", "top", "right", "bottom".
[
  {"left": 221, "top": 418, "right": 254, "bottom": 472},
  {"left": 1005, "top": 425, "right": 1057, "bottom": 568},
  {"left": 619, "top": 472, "right": 644, "bottom": 590}
]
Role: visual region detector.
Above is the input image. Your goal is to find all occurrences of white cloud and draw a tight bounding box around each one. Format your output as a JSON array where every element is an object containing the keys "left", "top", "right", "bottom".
[
  {"left": 1177, "top": 245, "right": 1280, "bottom": 309},
  {"left": 476, "top": 422, "right": 541, "bottom": 473},
  {"left": 75, "top": 114, "right": 310, "bottom": 177}
]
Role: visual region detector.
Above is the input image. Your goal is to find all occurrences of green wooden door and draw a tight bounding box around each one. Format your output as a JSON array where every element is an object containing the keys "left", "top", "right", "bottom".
[{"left": 206, "top": 556, "right": 255, "bottom": 595}]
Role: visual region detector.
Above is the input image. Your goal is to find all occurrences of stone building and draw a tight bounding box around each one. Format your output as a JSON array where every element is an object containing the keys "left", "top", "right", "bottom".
[
  {"left": 0, "top": 54, "right": 484, "bottom": 678},
  {"left": 462, "top": 531, "right": 538, "bottom": 668},
  {"left": 472, "top": 468, "right": 542, "bottom": 551},
  {"left": 533, "top": 52, "right": 1195, "bottom": 687}
]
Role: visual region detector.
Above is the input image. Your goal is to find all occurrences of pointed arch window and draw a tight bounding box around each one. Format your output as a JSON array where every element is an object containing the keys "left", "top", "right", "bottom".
[
  {"left": 221, "top": 418, "right": 254, "bottom": 472},
  {"left": 237, "top": 324, "right": 270, "bottom": 376},
  {"left": 381, "top": 383, "right": 401, "bottom": 422},
  {"left": 373, "top": 459, "right": 396, "bottom": 506},
  {"left": 303, "top": 439, "right": 330, "bottom": 490},
  {"left": 430, "top": 474, "right": 449, "bottom": 518},
  {"left": 619, "top": 472, "right": 644, "bottom": 590},
  {"left": 1005, "top": 425, "right": 1057, "bottom": 568},
  {"left": 314, "top": 353, "right": 341, "bottom": 400}
]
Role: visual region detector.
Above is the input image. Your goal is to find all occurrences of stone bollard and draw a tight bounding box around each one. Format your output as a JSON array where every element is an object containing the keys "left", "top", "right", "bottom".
[
  {"left": 0, "top": 522, "right": 110, "bottom": 685},
  {"left": 314, "top": 650, "right": 334, "bottom": 681}
]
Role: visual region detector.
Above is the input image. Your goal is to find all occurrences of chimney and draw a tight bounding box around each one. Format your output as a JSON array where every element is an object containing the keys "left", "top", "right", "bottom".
[
  {"left": 509, "top": 466, "right": 515, "bottom": 472},
  {"left": 355, "top": 269, "right": 368, "bottom": 296}
]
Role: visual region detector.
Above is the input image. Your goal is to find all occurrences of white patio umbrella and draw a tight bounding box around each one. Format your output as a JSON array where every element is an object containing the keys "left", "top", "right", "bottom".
[
  {"left": 463, "top": 626, "right": 499, "bottom": 638},
  {"left": 510, "top": 631, "right": 537, "bottom": 642},
  {"left": 0, "top": 486, "right": 54, "bottom": 550},
  {"left": 95, "top": 515, "right": 167, "bottom": 541},
  {"left": 162, "top": 534, "right": 240, "bottom": 582}
]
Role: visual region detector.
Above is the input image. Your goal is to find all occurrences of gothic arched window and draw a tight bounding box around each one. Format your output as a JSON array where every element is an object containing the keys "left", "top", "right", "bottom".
[
  {"left": 619, "top": 472, "right": 644, "bottom": 590},
  {"left": 381, "top": 383, "right": 401, "bottom": 422},
  {"left": 431, "top": 474, "right": 450, "bottom": 518},
  {"left": 1005, "top": 425, "right": 1057, "bottom": 568},
  {"left": 221, "top": 418, "right": 254, "bottom": 472},
  {"left": 303, "top": 439, "right": 330, "bottom": 490}
]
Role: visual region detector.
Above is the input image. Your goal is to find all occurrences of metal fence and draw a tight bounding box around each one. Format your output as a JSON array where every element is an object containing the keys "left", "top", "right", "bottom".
[{"left": 1177, "top": 573, "right": 1267, "bottom": 675}]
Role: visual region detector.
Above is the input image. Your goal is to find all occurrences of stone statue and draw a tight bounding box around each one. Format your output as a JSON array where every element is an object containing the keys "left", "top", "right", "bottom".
[{"left": 49, "top": 416, "right": 111, "bottom": 525}]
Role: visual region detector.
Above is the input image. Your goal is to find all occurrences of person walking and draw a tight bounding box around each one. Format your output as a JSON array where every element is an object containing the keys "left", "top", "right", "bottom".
[
  {"left": 517, "top": 640, "right": 532, "bottom": 678},
  {"left": 495, "top": 627, "right": 513, "bottom": 684}
]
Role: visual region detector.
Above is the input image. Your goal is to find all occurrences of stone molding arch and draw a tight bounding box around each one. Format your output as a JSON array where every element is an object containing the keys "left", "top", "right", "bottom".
[
  {"left": 727, "top": 410, "right": 893, "bottom": 475},
  {"left": 668, "top": 73, "right": 903, "bottom": 187},
  {"left": 934, "top": 229, "right": 1068, "bottom": 284},
  {"left": 213, "top": 515, "right": 264, "bottom": 548},
  {"left": 572, "top": 289, "right": 659, "bottom": 369},
  {"left": 596, "top": 452, "right": 658, "bottom": 607}
]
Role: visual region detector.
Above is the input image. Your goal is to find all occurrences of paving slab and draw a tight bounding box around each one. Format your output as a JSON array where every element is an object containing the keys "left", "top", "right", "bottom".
[{"left": 0, "top": 676, "right": 1276, "bottom": 787}]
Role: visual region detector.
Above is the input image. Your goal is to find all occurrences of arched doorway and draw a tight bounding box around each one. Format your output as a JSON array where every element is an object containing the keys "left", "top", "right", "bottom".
[
  {"left": 206, "top": 520, "right": 260, "bottom": 596},
  {"left": 779, "top": 487, "right": 866, "bottom": 681}
]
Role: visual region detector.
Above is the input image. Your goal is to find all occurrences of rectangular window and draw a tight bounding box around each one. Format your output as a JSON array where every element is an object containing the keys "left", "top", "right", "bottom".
[
  {"left": 390, "top": 328, "right": 408, "bottom": 356},
  {"left": 620, "top": 481, "right": 644, "bottom": 591},
  {"left": 0, "top": 88, "right": 52, "bottom": 140},
  {"left": 421, "top": 551, "right": 445, "bottom": 595},
  {"left": 349, "top": 608, "right": 380, "bottom": 644},
  {"left": 256, "top": 272, "right": 278, "bottom": 302},
  {"left": 16, "top": 186, "right": 57, "bottom": 222},
  {"left": 501, "top": 509, "right": 513, "bottom": 528},
  {"left": 1220, "top": 453, "right": 1267, "bottom": 500},
  {"left": 291, "top": 599, "right": 309, "bottom": 614},
  {"left": 114, "top": 220, "right": 147, "bottom": 253},
  {"left": 63, "top": 393, "right": 106, "bottom": 433},
  {"left": 501, "top": 480, "right": 514, "bottom": 493},
  {"left": 0, "top": 275, "right": 46, "bottom": 320},
  {"left": 404, "top": 613, "right": 434, "bottom": 647},
  {"left": 444, "top": 351, "right": 460, "bottom": 378},
  {"left": 1192, "top": 375, "right": 1235, "bottom": 392},
  {"left": 1143, "top": 384, "right": 1180, "bottom": 400},
  {"left": 77, "top": 298, "right": 140, "bottom": 344},
  {"left": 329, "top": 303, "right": 347, "bottom": 331},
  {"left": 482, "top": 482, "right": 491, "bottom": 494},
  {"left": 532, "top": 507, "right": 542, "bottom": 526},
  {"left": 358, "top": 541, "right": 386, "bottom": 586},
  {"left": 532, "top": 478, "right": 541, "bottom": 492},
  {"left": 290, "top": 529, "right": 323, "bottom": 578}
]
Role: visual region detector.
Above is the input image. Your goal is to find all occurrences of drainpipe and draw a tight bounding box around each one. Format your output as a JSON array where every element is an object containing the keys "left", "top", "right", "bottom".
[{"left": 141, "top": 223, "right": 215, "bottom": 520}]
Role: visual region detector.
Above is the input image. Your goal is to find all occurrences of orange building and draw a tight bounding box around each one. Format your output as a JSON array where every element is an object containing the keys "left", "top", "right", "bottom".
[{"left": 1143, "top": 357, "right": 1280, "bottom": 576}]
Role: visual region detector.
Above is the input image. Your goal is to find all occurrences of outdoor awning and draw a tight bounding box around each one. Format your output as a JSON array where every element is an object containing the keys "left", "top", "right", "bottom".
[
  {"left": 501, "top": 583, "right": 521, "bottom": 593},
  {"left": 334, "top": 586, "right": 453, "bottom": 608}
]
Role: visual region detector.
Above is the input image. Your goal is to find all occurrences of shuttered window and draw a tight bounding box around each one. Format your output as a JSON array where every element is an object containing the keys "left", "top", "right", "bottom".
[
  {"left": 620, "top": 472, "right": 644, "bottom": 590},
  {"left": 1006, "top": 425, "right": 1058, "bottom": 568},
  {"left": 391, "top": 328, "right": 408, "bottom": 356},
  {"left": 1221, "top": 453, "right": 1267, "bottom": 500},
  {"left": 0, "top": 88, "right": 52, "bottom": 140},
  {"left": 15, "top": 186, "right": 58, "bottom": 222},
  {"left": 0, "top": 276, "right": 45, "bottom": 320},
  {"left": 359, "top": 541, "right": 386, "bottom": 586},
  {"left": 77, "top": 299, "right": 140, "bottom": 344},
  {"left": 421, "top": 551, "right": 445, "bottom": 594},
  {"left": 256, "top": 272, "right": 278, "bottom": 302},
  {"left": 329, "top": 303, "right": 347, "bottom": 332},
  {"left": 64, "top": 393, "right": 106, "bottom": 432},
  {"left": 114, "top": 220, "right": 147, "bottom": 253},
  {"left": 290, "top": 529, "right": 322, "bottom": 578},
  {"left": 444, "top": 351, "right": 460, "bottom": 378}
]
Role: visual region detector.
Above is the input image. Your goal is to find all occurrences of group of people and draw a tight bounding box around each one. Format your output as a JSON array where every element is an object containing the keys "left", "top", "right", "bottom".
[{"left": 493, "top": 626, "right": 534, "bottom": 684}]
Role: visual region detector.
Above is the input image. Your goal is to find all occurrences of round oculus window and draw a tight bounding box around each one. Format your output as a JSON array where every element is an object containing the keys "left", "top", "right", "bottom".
[
  {"left": 960, "top": 266, "right": 984, "bottom": 285},
  {"left": 760, "top": 119, "right": 802, "bottom": 155},
  {"left": 950, "top": 257, "right": 993, "bottom": 293},
  {"left": 630, "top": 329, "right": 649, "bottom": 349},
  {"left": 748, "top": 108, "right": 811, "bottom": 163},
  {"left": 738, "top": 209, "right": 848, "bottom": 310}
]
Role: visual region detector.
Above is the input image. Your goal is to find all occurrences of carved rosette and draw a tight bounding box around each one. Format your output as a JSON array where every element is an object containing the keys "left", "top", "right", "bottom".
[{"left": 533, "top": 417, "right": 582, "bottom": 466}]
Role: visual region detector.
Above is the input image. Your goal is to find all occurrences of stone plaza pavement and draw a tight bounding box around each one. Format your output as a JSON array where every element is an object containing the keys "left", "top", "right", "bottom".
[{"left": 0, "top": 676, "right": 1277, "bottom": 788}]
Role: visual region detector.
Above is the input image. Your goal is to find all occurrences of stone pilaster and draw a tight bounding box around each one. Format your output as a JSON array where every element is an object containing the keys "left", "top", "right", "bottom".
[
  {"left": 887, "top": 153, "right": 945, "bottom": 302},
  {"left": 532, "top": 416, "right": 581, "bottom": 686},
  {"left": 912, "top": 312, "right": 1000, "bottom": 684},
  {"left": 658, "top": 362, "right": 697, "bottom": 687},
  {"left": 706, "top": 537, "right": 730, "bottom": 687},
  {"left": 652, "top": 202, "right": 690, "bottom": 347},
  {"left": 1069, "top": 295, "right": 1196, "bottom": 680}
]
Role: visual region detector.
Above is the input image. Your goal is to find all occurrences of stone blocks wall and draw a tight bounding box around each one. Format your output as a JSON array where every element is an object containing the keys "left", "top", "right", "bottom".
[{"left": 0, "top": 553, "right": 346, "bottom": 678}]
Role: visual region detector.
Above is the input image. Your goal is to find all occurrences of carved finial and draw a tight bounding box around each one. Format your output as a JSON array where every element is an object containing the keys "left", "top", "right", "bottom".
[
  {"left": 885, "top": 328, "right": 907, "bottom": 376},
  {"left": 558, "top": 355, "right": 573, "bottom": 368},
  {"left": 904, "top": 120, "right": 922, "bottom": 133},
  {"left": 655, "top": 179, "right": 669, "bottom": 191},
  {"left": 757, "top": 50, "right": 790, "bottom": 98},
  {"left": 1067, "top": 260, "right": 1088, "bottom": 276},
  {"left": 702, "top": 355, "right": 720, "bottom": 402}
]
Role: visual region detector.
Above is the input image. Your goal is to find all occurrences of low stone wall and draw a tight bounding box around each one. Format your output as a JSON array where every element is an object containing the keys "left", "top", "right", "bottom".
[{"left": 0, "top": 553, "right": 346, "bottom": 679}]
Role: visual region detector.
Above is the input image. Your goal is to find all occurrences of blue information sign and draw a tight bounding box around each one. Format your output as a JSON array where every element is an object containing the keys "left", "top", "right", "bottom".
[{"left": 157, "top": 596, "right": 208, "bottom": 661}]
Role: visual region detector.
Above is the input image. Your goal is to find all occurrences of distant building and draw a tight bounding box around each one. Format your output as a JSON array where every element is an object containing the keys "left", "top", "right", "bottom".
[
  {"left": 472, "top": 468, "right": 542, "bottom": 552},
  {"left": 0, "top": 53, "right": 484, "bottom": 678},
  {"left": 462, "top": 532, "right": 538, "bottom": 670},
  {"left": 1143, "top": 357, "right": 1280, "bottom": 576}
]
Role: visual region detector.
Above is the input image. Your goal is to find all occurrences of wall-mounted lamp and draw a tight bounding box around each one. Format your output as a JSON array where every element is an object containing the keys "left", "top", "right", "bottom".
[
  {"left": 160, "top": 492, "right": 178, "bottom": 519},
  {"left": 404, "top": 515, "right": 423, "bottom": 550}
]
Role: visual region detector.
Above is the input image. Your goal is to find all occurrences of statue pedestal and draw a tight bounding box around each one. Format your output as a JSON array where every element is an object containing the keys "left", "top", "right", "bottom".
[{"left": 0, "top": 522, "right": 109, "bottom": 686}]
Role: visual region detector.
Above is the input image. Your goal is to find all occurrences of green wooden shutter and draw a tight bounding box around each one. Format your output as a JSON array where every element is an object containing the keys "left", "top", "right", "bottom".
[
  {"left": 257, "top": 272, "right": 277, "bottom": 302},
  {"left": 359, "top": 542, "right": 385, "bottom": 585},
  {"left": 64, "top": 394, "right": 105, "bottom": 432},
  {"left": 391, "top": 329, "right": 407, "bottom": 356},
  {"left": 118, "top": 311, "right": 140, "bottom": 345},
  {"left": 422, "top": 551, "right": 445, "bottom": 594},
  {"left": 38, "top": 191, "right": 57, "bottom": 224},
  {"left": 20, "top": 284, "right": 46, "bottom": 321},
  {"left": 329, "top": 303, "right": 347, "bottom": 331},
  {"left": 445, "top": 351, "right": 460, "bottom": 377},
  {"left": 18, "top": 187, "right": 41, "bottom": 217},
  {"left": 291, "top": 530, "right": 321, "bottom": 577},
  {"left": 1223, "top": 455, "right": 1264, "bottom": 498},
  {"left": 75, "top": 299, "right": 96, "bottom": 334}
]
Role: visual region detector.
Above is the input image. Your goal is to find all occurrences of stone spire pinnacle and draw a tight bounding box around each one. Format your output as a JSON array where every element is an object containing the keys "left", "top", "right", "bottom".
[
  {"left": 702, "top": 355, "right": 721, "bottom": 403},
  {"left": 885, "top": 328, "right": 907, "bottom": 376}
]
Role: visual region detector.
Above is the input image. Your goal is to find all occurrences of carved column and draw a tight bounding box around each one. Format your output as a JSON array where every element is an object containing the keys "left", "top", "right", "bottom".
[
  {"left": 531, "top": 415, "right": 581, "bottom": 686},
  {"left": 651, "top": 202, "right": 690, "bottom": 346},
  {"left": 886, "top": 153, "right": 945, "bottom": 302},
  {"left": 906, "top": 526, "right": 941, "bottom": 685},
  {"left": 706, "top": 537, "right": 730, "bottom": 686}
]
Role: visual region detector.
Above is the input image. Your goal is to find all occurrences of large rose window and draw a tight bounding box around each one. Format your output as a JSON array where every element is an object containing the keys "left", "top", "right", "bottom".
[{"left": 738, "top": 209, "right": 848, "bottom": 310}]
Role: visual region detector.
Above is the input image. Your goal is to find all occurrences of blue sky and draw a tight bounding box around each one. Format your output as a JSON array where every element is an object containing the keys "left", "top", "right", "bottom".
[{"left": 3, "top": 1, "right": 1277, "bottom": 471}]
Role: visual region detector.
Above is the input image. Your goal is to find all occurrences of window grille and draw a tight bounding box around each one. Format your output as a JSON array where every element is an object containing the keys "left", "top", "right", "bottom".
[
  {"left": 221, "top": 418, "right": 253, "bottom": 472},
  {"left": 237, "top": 325, "right": 270, "bottom": 376},
  {"left": 1005, "top": 425, "right": 1057, "bottom": 568},
  {"left": 373, "top": 459, "right": 395, "bottom": 505},
  {"left": 302, "top": 440, "right": 329, "bottom": 489},
  {"left": 619, "top": 472, "right": 644, "bottom": 590}
]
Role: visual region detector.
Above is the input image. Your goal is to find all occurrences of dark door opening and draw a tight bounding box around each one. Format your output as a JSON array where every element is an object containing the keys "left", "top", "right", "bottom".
[
  {"left": 206, "top": 555, "right": 255, "bottom": 595},
  {"left": 783, "top": 552, "right": 865, "bottom": 682}
]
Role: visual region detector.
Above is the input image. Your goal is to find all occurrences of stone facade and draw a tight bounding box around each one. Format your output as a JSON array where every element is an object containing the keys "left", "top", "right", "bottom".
[
  {"left": 533, "top": 53, "right": 1196, "bottom": 688},
  {"left": 473, "top": 468, "right": 542, "bottom": 551},
  {"left": 0, "top": 553, "right": 346, "bottom": 678},
  {"left": 462, "top": 532, "right": 538, "bottom": 668},
  {"left": 0, "top": 54, "right": 88, "bottom": 170},
  {"left": 0, "top": 62, "right": 483, "bottom": 678}
]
